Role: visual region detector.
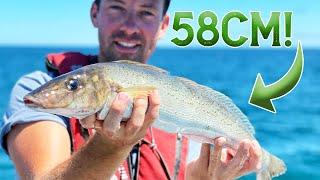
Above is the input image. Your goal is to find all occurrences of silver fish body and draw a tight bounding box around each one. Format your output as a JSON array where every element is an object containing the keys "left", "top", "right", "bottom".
[
  {"left": 104, "top": 61, "right": 254, "bottom": 144},
  {"left": 24, "top": 61, "right": 286, "bottom": 179}
]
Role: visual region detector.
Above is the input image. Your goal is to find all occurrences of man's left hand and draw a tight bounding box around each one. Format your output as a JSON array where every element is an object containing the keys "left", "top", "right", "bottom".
[{"left": 186, "top": 137, "right": 262, "bottom": 180}]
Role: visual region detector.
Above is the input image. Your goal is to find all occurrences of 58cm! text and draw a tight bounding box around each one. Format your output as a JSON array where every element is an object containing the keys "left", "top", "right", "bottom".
[{"left": 171, "top": 11, "right": 293, "bottom": 47}]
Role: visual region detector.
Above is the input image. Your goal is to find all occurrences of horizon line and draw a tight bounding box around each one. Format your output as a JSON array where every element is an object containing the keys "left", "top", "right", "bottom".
[{"left": 0, "top": 43, "right": 319, "bottom": 50}]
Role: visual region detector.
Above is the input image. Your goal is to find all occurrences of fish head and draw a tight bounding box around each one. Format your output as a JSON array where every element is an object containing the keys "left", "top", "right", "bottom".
[{"left": 24, "top": 66, "right": 114, "bottom": 119}]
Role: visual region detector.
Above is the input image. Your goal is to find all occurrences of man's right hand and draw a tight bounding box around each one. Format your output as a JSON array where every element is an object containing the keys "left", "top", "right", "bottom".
[
  {"left": 82, "top": 90, "right": 160, "bottom": 155},
  {"left": 7, "top": 90, "right": 160, "bottom": 179}
]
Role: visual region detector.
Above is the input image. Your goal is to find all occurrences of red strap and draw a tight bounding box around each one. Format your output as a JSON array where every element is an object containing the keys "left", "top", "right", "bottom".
[
  {"left": 69, "top": 118, "right": 86, "bottom": 151},
  {"left": 46, "top": 52, "right": 95, "bottom": 74}
]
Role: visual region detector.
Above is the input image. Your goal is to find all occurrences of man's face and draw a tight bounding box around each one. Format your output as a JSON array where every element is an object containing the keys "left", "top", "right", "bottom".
[{"left": 91, "top": 0, "right": 169, "bottom": 63}]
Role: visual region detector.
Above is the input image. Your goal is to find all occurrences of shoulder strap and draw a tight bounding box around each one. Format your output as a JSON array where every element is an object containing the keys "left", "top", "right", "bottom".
[
  {"left": 127, "top": 142, "right": 141, "bottom": 180},
  {"left": 69, "top": 117, "right": 89, "bottom": 151},
  {"left": 46, "top": 52, "right": 97, "bottom": 75},
  {"left": 140, "top": 128, "right": 173, "bottom": 180}
]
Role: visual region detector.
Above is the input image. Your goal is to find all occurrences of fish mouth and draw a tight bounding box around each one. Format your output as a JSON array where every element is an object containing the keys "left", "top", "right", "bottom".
[{"left": 23, "top": 95, "right": 44, "bottom": 108}]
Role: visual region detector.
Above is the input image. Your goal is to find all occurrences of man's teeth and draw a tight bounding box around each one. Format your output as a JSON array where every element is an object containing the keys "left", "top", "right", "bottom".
[{"left": 118, "top": 41, "right": 137, "bottom": 48}]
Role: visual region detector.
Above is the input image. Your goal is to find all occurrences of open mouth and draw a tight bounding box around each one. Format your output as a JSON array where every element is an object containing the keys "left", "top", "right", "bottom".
[
  {"left": 114, "top": 40, "right": 141, "bottom": 54},
  {"left": 23, "top": 95, "right": 43, "bottom": 108}
]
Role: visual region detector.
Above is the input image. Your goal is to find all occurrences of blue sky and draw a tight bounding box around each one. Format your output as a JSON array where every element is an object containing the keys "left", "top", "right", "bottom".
[{"left": 0, "top": 0, "right": 319, "bottom": 48}]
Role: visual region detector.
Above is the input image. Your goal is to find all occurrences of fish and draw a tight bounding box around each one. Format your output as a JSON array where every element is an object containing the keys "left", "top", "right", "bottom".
[{"left": 23, "top": 60, "right": 286, "bottom": 179}]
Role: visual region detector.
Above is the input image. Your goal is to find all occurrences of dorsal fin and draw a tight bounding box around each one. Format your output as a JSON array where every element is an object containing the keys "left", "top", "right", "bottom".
[
  {"left": 114, "top": 60, "right": 169, "bottom": 74},
  {"left": 177, "top": 77, "right": 255, "bottom": 135}
]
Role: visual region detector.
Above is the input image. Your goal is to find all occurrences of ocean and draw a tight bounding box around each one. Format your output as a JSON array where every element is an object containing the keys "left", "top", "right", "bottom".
[{"left": 0, "top": 46, "right": 319, "bottom": 179}]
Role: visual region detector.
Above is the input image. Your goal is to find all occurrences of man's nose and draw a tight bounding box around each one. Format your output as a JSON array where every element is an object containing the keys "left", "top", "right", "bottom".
[{"left": 120, "top": 13, "right": 139, "bottom": 36}]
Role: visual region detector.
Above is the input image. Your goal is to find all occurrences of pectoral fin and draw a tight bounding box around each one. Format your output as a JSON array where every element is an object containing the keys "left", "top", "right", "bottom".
[{"left": 118, "top": 86, "right": 157, "bottom": 98}]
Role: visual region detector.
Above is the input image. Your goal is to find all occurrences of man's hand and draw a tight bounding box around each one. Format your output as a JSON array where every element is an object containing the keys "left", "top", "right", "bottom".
[
  {"left": 7, "top": 91, "right": 160, "bottom": 179},
  {"left": 186, "top": 137, "right": 262, "bottom": 180},
  {"left": 82, "top": 90, "right": 160, "bottom": 154}
]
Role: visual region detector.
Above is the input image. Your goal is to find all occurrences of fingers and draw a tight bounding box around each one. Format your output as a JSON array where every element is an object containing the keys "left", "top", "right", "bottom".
[
  {"left": 252, "top": 140, "right": 262, "bottom": 169},
  {"left": 247, "top": 140, "right": 262, "bottom": 170},
  {"left": 199, "top": 143, "right": 211, "bottom": 167},
  {"left": 219, "top": 140, "right": 252, "bottom": 179},
  {"left": 190, "top": 138, "right": 262, "bottom": 180},
  {"left": 91, "top": 90, "right": 160, "bottom": 150},
  {"left": 79, "top": 115, "right": 96, "bottom": 128},
  {"left": 221, "top": 148, "right": 235, "bottom": 162},
  {"left": 125, "top": 90, "right": 160, "bottom": 136},
  {"left": 125, "top": 96, "right": 148, "bottom": 134},
  {"left": 94, "top": 119, "right": 103, "bottom": 129},
  {"left": 238, "top": 140, "right": 262, "bottom": 176},
  {"left": 102, "top": 92, "right": 129, "bottom": 135},
  {"left": 208, "top": 137, "right": 226, "bottom": 172},
  {"left": 228, "top": 140, "right": 250, "bottom": 174},
  {"left": 143, "top": 90, "right": 160, "bottom": 128}
]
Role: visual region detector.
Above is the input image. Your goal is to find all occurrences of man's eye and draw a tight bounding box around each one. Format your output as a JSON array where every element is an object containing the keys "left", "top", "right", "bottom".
[
  {"left": 110, "top": 5, "right": 125, "bottom": 12},
  {"left": 140, "top": 11, "right": 154, "bottom": 17}
]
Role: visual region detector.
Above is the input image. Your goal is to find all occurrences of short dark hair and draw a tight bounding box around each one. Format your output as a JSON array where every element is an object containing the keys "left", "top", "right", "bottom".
[{"left": 94, "top": 0, "right": 171, "bottom": 16}]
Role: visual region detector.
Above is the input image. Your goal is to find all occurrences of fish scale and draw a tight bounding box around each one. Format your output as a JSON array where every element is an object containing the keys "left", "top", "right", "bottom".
[{"left": 105, "top": 62, "right": 253, "bottom": 141}]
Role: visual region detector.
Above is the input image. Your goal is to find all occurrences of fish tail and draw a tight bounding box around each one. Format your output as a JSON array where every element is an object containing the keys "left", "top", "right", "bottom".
[{"left": 256, "top": 149, "right": 286, "bottom": 180}]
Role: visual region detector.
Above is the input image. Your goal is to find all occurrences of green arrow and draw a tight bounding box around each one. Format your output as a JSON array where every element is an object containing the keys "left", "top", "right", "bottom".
[{"left": 249, "top": 41, "right": 304, "bottom": 113}]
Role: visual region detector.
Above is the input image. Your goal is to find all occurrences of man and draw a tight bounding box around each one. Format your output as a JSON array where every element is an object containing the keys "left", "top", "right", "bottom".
[{"left": 1, "top": 0, "right": 261, "bottom": 179}]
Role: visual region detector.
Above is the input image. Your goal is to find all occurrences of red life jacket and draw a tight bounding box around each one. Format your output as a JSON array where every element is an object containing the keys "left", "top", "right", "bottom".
[{"left": 45, "top": 52, "right": 189, "bottom": 180}]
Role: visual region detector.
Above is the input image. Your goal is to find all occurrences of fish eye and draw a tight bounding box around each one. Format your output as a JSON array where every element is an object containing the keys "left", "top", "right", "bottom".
[{"left": 66, "top": 79, "right": 79, "bottom": 91}]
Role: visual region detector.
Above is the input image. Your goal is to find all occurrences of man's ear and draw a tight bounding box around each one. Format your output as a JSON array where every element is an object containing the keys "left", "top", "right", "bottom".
[
  {"left": 90, "top": 3, "right": 99, "bottom": 27},
  {"left": 157, "top": 15, "right": 170, "bottom": 40}
]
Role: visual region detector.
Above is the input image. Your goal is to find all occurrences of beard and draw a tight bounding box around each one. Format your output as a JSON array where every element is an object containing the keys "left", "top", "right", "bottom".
[
  {"left": 104, "top": 44, "right": 144, "bottom": 62},
  {"left": 100, "top": 30, "right": 146, "bottom": 63}
]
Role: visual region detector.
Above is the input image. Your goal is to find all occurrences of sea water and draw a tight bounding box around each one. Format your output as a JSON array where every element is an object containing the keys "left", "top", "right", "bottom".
[{"left": 0, "top": 47, "right": 319, "bottom": 179}]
